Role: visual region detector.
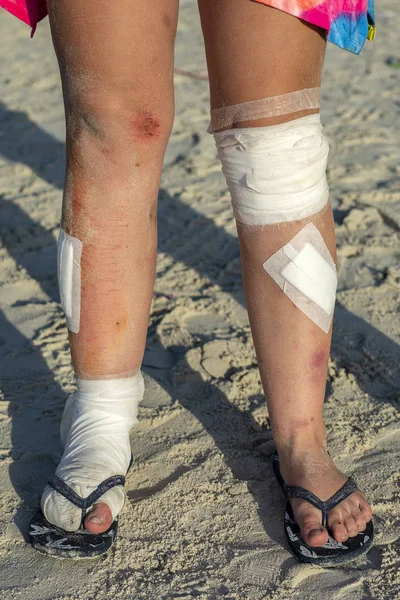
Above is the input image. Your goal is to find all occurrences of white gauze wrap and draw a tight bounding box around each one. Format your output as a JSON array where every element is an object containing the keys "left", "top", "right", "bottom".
[
  {"left": 214, "top": 114, "right": 330, "bottom": 225},
  {"left": 41, "top": 373, "right": 144, "bottom": 532}
]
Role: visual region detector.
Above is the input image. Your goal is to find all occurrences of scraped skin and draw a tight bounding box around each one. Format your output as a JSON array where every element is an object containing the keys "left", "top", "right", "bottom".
[
  {"left": 199, "top": 0, "right": 372, "bottom": 546},
  {"left": 46, "top": 0, "right": 179, "bottom": 532}
]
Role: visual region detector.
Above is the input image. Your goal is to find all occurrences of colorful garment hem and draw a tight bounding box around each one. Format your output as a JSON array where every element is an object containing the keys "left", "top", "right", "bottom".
[
  {"left": 1, "top": 0, "right": 376, "bottom": 50},
  {"left": 253, "top": 0, "right": 375, "bottom": 55}
]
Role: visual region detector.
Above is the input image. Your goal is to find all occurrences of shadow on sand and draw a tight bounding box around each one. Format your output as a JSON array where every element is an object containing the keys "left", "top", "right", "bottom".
[{"left": 0, "top": 101, "right": 398, "bottom": 554}]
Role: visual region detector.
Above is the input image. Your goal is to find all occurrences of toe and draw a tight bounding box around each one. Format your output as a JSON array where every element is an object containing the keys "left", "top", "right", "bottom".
[
  {"left": 352, "top": 509, "right": 367, "bottom": 533},
  {"left": 359, "top": 501, "right": 373, "bottom": 522},
  {"left": 290, "top": 501, "right": 329, "bottom": 547},
  {"left": 301, "top": 519, "right": 329, "bottom": 547},
  {"left": 84, "top": 502, "right": 113, "bottom": 534},
  {"left": 344, "top": 515, "right": 359, "bottom": 538},
  {"left": 330, "top": 519, "right": 349, "bottom": 543}
]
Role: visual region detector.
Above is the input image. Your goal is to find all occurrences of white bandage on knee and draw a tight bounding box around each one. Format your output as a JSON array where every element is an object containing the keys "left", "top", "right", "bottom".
[
  {"left": 41, "top": 372, "right": 144, "bottom": 532},
  {"left": 57, "top": 228, "right": 82, "bottom": 333},
  {"left": 263, "top": 223, "right": 337, "bottom": 333},
  {"left": 214, "top": 113, "right": 330, "bottom": 226}
]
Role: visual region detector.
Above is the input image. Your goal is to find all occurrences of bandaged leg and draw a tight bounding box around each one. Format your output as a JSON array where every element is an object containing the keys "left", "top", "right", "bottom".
[
  {"left": 45, "top": 169, "right": 157, "bottom": 533},
  {"left": 45, "top": 211, "right": 151, "bottom": 533},
  {"left": 39, "top": 2, "right": 177, "bottom": 533},
  {"left": 39, "top": 21, "right": 174, "bottom": 532},
  {"left": 41, "top": 373, "right": 144, "bottom": 532},
  {"left": 213, "top": 101, "right": 336, "bottom": 332},
  {"left": 200, "top": 6, "right": 371, "bottom": 549},
  {"left": 43, "top": 168, "right": 154, "bottom": 533}
]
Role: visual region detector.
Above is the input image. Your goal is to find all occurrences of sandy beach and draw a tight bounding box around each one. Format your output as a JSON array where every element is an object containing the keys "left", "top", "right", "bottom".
[{"left": 0, "top": 1, "right": 399, "bottom": 598}]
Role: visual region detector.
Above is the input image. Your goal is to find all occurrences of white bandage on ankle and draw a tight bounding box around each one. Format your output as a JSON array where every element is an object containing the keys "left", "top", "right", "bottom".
[
  {"left": 263, "top": 223, "right": 337, "bottom": 333},
  {"left": 214, "top": 114, "right": 329, "bottom": 226},
  {"left": 57, "top": 228, "right": 83, "bottom": 334},
  {"left": 41, "top": 373, "right": 144, "bottom": 532}
]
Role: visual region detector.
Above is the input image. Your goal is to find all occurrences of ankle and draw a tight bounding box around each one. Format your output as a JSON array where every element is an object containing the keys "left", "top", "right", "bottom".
[
  {"left": 275, "top": 436, "right": 331, "bottom": 484},
  {"left": 273, "top": 417, "right": 327, "bottom": 459}
]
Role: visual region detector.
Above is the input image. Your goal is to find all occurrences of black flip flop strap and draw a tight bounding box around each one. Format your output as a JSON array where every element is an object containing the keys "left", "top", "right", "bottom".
[
  {"left": 48, "top": 474, "right": 126, "bottom": 521},
  {"left": 283, "top": 478, "right": 358, "bottom": 528}
]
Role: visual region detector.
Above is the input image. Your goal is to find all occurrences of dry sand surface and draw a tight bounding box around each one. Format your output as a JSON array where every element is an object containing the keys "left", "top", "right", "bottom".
[{"left": 0, "top": 1, "right": 399, "bottom": 599}]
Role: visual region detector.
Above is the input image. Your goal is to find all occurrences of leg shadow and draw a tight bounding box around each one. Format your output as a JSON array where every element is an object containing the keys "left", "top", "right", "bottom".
[
  {"left": 0, "top": 194, "right": 66, "bottom": 539},
  {"left": 142, "top": 342, "right": 285, "bottom": 548}
]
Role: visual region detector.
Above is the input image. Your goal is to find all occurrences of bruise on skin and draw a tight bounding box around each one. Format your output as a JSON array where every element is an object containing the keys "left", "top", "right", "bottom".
[
  {"left": 309, "top": 348, "right": 330, "bottom": 385},
  {"left": 162, "top": 14, "right": 171, "bottom": 28},
  {"left": 132, "top": 110, "right": 161, "bottom": 140},
  {"left": 310, "top": 349, "right": 329, "bottom": 369},
  {"left": 149, "top": 203, "right": 158, "bottom": 225}
]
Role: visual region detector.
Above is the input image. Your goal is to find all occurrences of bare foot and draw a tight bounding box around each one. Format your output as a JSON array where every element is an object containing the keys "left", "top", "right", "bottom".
[
  {"left": 84, "top": 502, "right": 114, "bottom": 534},
  {"left": 278, "top": 444, "right": 373, "bottom": 547}
]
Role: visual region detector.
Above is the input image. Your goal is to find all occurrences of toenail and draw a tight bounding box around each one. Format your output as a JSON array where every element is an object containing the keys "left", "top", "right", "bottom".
[
  {"left": 309, "top": 528, "right": 323, "bottom": 537},
  {"left": 89, "top": 515, "right": 103, "bottom": 524}
]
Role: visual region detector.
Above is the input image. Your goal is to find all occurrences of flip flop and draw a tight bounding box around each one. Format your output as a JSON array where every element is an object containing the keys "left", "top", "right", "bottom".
[
  {"left": 29, "top": 455, "right": 134, "bottom": 559},
  {"left": 272, "top": 452, "right": 374, "bottom": 567}
]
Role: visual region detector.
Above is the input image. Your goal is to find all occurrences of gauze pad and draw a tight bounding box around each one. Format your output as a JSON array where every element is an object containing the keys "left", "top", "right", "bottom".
[
  {"left": 263, "top": 223, "right": 337, "bottom": 333},
  {"left": 214, "top": 114, "right": 330, "bottom": 226},
  {"left": 41, "top": 373, "right": 144, "bottom": 532},
  {"left": 57, "top": 228, "right": 82, "bottom": 334}
]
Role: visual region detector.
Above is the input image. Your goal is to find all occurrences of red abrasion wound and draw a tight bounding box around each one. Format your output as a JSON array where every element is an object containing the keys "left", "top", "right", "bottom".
[{"left": 132, "top": 111, "right": 161, "bottom": 139}]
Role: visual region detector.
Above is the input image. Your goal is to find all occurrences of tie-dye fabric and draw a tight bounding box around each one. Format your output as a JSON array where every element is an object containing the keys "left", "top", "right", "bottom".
[
  {"left": 254, "top": 0, "right": 375, "bottom": 54},
  {"left": 1, "top": 0, "right": 376, "bottom": 49}
]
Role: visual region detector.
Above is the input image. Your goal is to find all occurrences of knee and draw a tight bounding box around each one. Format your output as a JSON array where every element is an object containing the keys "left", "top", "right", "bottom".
[
  {"left": 210, "top": 88, "right": 330, "bottom": 226},
  {"left": 64, "top": 83, "right": 174, "bottom": 159},
  {"left": 214, "top": 114, "right": 329, "bottom": 226}
]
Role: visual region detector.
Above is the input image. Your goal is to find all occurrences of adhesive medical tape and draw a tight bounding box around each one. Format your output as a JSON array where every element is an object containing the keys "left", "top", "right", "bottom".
[{"left": 209, "top": 87, "right": 320, "bottom": 133}]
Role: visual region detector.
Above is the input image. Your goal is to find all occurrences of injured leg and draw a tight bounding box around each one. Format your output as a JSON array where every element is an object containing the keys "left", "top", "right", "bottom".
[
  {"left": 200, "top": 0, "right": 373, "bottom": 554},
  {"left": 209, "top": 85, "right": 371, "bottom": 548},
  {"left": 36, "top": 0, "right": 179, "bottom": 540},
  {"left": 237, "top": 210, "right": 372, "bottom": 548}
]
